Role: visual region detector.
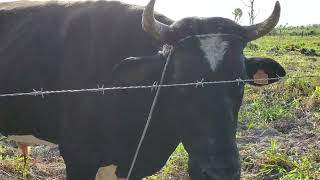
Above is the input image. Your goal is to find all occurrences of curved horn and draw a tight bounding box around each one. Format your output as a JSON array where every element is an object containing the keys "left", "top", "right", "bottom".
[
  {"left": 245, "top": 1, "right": 281, "bottom": 41},
  {"left": 142, "top": 0, "right": 171, "bottom": 40}
]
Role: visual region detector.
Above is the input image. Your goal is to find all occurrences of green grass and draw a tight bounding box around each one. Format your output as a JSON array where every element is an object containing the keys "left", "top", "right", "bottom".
[
  {"left": 270, "top": 24, "right": 320, "bottom": 36},
  {"left": 0, "top": 145, "right": 31, "bottom": 179},
  {"left": 145, "top": 144, "right": 189, "bottom": 179},
  {"left": 242, "top": 138, "right": 320, "bottom": 179},
  {"left": 240, "top": 35, "right": 320, "bottom": 129}
]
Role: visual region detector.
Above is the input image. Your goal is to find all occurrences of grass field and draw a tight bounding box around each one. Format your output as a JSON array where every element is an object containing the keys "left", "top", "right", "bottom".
[{"left": 1, "top": 28, "right": 320, "bottom": 179}]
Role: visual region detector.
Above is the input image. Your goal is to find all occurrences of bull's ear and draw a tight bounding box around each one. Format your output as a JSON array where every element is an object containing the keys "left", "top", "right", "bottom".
[
  {"left": 245, "top": 57, "right": 286, "bottom": 86},
  {"left": 112, "top": 55, "right": 164, "bottom": 85}
]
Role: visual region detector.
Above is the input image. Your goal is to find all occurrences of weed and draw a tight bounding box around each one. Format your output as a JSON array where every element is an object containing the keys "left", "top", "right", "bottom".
[
  {"left": 250, "top": 138, "right": 320, "bottom": 179},
  {"left": 285, "top": 78, "right": 314, "bottom": 96},
  {"left": 267, "top": 45, "right": 284, "bottom": 55},
  {"left": 300, "top": 48, "right": 318, "bottom": 56},
  {"left": 146, "top": 144, "right": 189, "bottom": 179},
  {"left": 0, "top": 146, "right": 31, "bottom": 180},
  {"left": 247, "top": 42, "right": 259, "bottom": 51}
]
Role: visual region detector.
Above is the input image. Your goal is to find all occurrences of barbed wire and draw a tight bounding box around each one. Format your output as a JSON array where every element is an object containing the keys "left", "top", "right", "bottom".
[{"left": 0, "top": 75, "right": 319, "bottom": 98}]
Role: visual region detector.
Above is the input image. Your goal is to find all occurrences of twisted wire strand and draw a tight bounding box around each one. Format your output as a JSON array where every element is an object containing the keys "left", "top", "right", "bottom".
[{"left": 0, "top": 75, "right": 319, "bottom": 98}]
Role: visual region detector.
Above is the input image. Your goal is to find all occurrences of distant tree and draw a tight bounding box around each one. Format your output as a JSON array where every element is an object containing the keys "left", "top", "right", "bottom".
[
  {"left": 232, "top": 8, "right": 243, "bottom": 23},
  {"left": 241, "top": 0, "right": 259, "bottom": 24}
]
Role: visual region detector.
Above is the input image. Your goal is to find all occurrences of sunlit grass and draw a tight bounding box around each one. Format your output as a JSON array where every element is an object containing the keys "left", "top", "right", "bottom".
[
  {"left": 252, "top": 139, "right": 319, "bottom": 179},
  {"left": 0, "top": 145, "right": 31, "bottom": 179}
]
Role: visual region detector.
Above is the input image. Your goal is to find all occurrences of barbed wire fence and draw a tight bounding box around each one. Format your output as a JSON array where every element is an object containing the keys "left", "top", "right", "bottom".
[{"left": 0, "top": 75, "right": 319, "bottom": 98}]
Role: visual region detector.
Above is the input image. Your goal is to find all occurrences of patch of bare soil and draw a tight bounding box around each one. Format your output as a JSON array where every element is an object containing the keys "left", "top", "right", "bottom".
[
  {"left": 28, "top": 146, "right": 66, "bottom": 180},
  {"left": 238, "top": 115, "right": 320, "bottom": 179}
]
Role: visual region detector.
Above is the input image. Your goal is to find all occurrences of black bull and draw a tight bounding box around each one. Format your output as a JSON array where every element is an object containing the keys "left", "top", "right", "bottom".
[{"left": 0, "top": 0, "right": 285, "bottom": 179}]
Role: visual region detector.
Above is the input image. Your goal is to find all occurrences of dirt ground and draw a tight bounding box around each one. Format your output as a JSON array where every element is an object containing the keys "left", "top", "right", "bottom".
[{"left": 0, "top": 142, "right": 66, "bottom": 180}]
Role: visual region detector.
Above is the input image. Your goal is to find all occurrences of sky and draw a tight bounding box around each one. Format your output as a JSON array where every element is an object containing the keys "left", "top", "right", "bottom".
[{"left": 1, "top": 0, "right": 319, "bottom": 26}]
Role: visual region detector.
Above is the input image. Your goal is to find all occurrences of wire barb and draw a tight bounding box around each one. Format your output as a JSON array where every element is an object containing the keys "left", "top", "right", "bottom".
[
  {"left": 151, "top": 81, "right": 159, "bottom": 92},
  {"left": 32, "top": 88, "right": 44, "bottom": 98},
  {"left": 97, "top": 84, "right": 105, "bottom": 95},
  {"left": 236, "top": 78, "right": 242, "bottom": 86},
  {"left": 195, "top": 78, "right": 205, "bottom": 88}
]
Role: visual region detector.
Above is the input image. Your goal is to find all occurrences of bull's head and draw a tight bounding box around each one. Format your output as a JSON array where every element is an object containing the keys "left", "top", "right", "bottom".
[{"left": 141, "top": 0, "right": 285, "bottom": 179}]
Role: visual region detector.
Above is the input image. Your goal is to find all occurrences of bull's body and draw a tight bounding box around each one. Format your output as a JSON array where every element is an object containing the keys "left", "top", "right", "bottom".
[
  {"left": 0, "top": 1, "right": 285, "bottom": 180},
  {"left": 0, "top": 1, "right": 175, "bottom": 179}
]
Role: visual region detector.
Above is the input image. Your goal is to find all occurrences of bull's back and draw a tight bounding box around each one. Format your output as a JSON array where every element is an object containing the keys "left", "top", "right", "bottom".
[
  {"left": 0, "top": 1, "right": 171, "bottom": 139},
  {"left": 0, "top": 1, "right": 171, "bottom": 90},
  {"left": 0, "top": 1, "right": 67, "bottom": 91}
]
